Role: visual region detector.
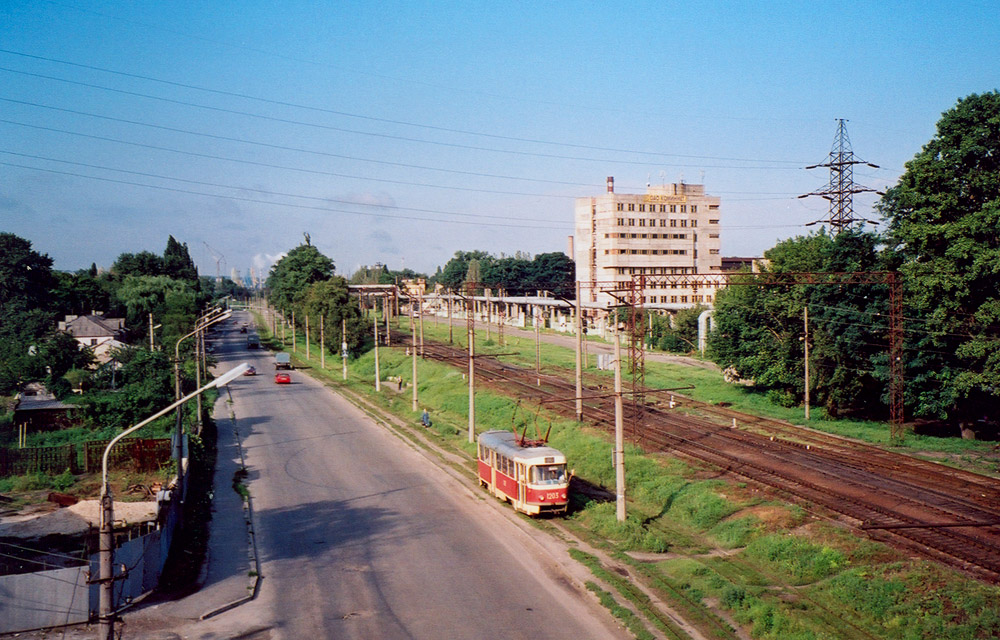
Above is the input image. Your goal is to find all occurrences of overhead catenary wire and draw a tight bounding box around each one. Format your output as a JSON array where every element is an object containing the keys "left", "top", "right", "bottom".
[
  {"left": 0, "top": 51, "right": 810, "bottom": 166},
  {"left": 0, "top": 160, "right": 569, "bottom": 230}
]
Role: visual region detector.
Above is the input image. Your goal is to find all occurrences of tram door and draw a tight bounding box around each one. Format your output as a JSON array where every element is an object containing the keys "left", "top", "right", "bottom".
[{"left": 516, "top": 463, "right": 526, "bottom": 506}]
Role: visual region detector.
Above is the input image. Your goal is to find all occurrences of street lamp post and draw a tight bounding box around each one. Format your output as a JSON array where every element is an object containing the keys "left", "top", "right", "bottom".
[
  {"left": 173, "top": 310, "right": 231, "bottom": 491},
  {"left": 98, "top": 363, "right": 249, "bottom": 639}
]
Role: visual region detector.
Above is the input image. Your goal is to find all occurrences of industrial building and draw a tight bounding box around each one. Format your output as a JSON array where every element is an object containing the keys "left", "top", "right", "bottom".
[{"left": 573, "top": 177, "right": 722, "bottom": 309}]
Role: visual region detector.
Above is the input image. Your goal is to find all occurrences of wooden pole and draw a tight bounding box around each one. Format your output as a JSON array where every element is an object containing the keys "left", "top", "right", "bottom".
[
  {"left": 320, "top": 315, "right": 325, "bottom": 369},
  {"left": 341, "top": 319, "right": 348, "bottom": 380}
]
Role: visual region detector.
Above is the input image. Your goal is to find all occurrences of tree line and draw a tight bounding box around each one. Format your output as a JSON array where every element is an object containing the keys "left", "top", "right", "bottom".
[
  {"left": 708, "top": 92, "right": 1000, "bottom": 432},
  {"left": 0, "top": 234, "right": 236, "bottom": 432}
]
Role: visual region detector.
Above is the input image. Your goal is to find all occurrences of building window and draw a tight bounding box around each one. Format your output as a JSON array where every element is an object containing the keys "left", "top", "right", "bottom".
[
  {"left": 709, "top": 233, "right": 719, "bottom": 238},
  {"left": 680, "top": 220, "right": 687, "bottom": 227},
  {"left": 617, "top": 217, "right": 624, "bottom": 226},
  {"left": 670, "top": 219, "right": 677, "bottom": 227},
  {"left": 628, "top": 203, "right": 635, "bottom": 211},
  {"left": 669, "top": 205, "right": 676, "bottom": 213},
  {"left": 639, "top": 219, "right": 646, "bottom": 227},
  {"left": 628, "top": 218, "right": 635, "bottom": 226},
  {"left": 617, "top": 203, "right": 624, "bottom": 211},
  {"left": 680, "top": 296, "right": 688, "bottom": 303},
  {"left": 709, "top": 249, "right": 720, "bottom": 254},
  {"left": 660, "top": 205, "right": 667, "bottom": 212},
  {"left": 659, "top": 219, "right": 667, "bottom": 226},
  {"left": 639, "top": 204, "right": 645, "bottom": 212},
  {"left": 680, "top": 205, "right": 687, "bottom": 213},
  {"left": 690, "top": 205, "right": 697, "bottom": 213},
  {"left": 604, "top": 249, "right": 609, "bottom": 254},
  {"left": 709, "top": 204, "right": 720, "bottom": 210},
  {"left": 691, "top": 220, "right": 697, "bottom": 227},
  {"left": 671, "top": 296, "right": 678, "bottom": 303},
  {"left": 709, "top": 219, "right": 720, "bottom": 224}
]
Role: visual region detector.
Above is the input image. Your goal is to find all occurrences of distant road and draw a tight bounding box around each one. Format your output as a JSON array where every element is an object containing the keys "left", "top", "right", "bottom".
[{"left": 208, "top": 311, "right": 626, "bottom": 640}]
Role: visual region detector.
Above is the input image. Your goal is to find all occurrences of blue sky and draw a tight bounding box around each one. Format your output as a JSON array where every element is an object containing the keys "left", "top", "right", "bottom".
[{"left": 2, "top": 1, "right": 998, "bottom": 280}]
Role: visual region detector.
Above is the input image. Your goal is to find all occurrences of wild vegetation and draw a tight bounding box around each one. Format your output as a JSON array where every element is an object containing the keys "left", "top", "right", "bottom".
[{"left": 0, "top": 233, "right": 237, "bottom": 497}]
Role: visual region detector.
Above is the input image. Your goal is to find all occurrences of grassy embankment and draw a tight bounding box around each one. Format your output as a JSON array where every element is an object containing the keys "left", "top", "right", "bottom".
[{"left": 256, "top": 311, "right": 1000, "bottom": 640}]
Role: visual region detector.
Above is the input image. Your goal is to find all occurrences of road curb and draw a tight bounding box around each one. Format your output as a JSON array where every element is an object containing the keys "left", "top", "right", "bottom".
[{"left": 200, "top": 406, "right": 262, "bottom": 620}]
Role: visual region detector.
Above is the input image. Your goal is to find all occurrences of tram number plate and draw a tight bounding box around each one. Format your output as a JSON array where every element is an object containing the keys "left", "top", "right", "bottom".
[{"left": 545, "top": 492, "right": 562, "bottom": 500}]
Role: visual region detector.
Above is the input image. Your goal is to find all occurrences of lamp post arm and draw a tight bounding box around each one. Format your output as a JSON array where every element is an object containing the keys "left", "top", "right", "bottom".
[{"left": 102, "top": 362, "right": 248, "bottom": 490}]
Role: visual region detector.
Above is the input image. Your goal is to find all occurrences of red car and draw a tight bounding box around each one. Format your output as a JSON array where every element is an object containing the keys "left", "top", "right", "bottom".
[{"left": 274, "top": 372, "right": 291, "bottom": 384}]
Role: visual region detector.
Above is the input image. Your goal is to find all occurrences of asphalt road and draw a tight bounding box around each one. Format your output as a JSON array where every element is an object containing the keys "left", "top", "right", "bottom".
[{"left": 137, "top": 312, "right": 625, "bottom": 640}]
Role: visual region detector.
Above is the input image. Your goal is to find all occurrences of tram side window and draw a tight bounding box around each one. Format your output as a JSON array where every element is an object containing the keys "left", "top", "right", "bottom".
[{"left": 531, "top": 464, "right": 567, "bottom": 485}]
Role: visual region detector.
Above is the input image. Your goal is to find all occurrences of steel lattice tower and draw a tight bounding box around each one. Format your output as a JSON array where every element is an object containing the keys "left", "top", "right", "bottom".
[{"left": 800, "top": 119, "right": 882, "bottom": 232}]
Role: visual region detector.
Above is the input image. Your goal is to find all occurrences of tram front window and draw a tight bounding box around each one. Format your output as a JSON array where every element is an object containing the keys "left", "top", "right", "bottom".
[{"left": 531, "top": 464, "right": 566, "bottom": 485}]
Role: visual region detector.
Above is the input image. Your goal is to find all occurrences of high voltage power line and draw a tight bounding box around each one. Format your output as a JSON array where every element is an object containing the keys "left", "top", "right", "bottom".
[{"left": 0, "top": 48, "right": 816, "bottom": 164}]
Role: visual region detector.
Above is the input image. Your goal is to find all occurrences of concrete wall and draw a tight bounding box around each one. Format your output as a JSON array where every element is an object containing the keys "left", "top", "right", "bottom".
[
  {"left": 0, "top": 490, "right": 181, "bottom": 633},
  {"left": 0, "top": 565, "right": 91, "bottom": 633}
]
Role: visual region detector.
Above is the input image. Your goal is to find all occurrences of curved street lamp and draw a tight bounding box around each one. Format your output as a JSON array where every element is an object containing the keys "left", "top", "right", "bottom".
[{"left": 98, "top": 362, "right": 249, "bottom": 639}]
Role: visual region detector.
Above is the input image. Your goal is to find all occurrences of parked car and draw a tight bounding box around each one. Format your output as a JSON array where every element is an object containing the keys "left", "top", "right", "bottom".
[
  {"left": 243, "top": 366, "right": 256, "bottom": 376},
  {"left": 274, "top": 352, "right": 292, "bottom": 370},
  {"left": 274, "top": 372, "right": 291, "bottom": 384}
]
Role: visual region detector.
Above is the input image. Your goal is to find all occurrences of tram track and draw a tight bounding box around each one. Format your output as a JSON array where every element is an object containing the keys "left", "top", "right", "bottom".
[{"left": 410, "top": 333, "right": 1000, "bottom": 583}]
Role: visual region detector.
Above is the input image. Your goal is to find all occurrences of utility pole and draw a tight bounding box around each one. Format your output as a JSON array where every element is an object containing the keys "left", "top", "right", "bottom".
[
  {"left": 468, "top": 312, "right": 476, "bottom": 443},
  {"left": 305, "top": 315, "right": 310, "bottom": 359},
  {"left": 149, "top": 312, "right": 155, "bottom": 350},
  {"left": 412, "top": 316, "right": 418, "bottom": 412},
  {"left": 614, "top": 333, "right": 626, "bottom": 522},
  {"left": 320, "top": 315, "right": 325, "bottom": 369},
  {"left": 384, "top": 296, "right": 390, "bottom": 347},
  {"left": 575, "top": 281, "right": 583, "bottom": 421},
  {"left": 341, "top": 319, "right": 348, "bottom": 380},
  {"left": 292, "top": 311, "right": 296, "bottom": 352},
  {"left": 418, "top": 291, "right": 425, "bottom": 356},
  {"left": 535, "top": 306, "right": 541, "bottom": 386},
  {"left": 448, "top": 292, "right": 453, "bottom": 344},
  {"left": 804, "top": 306, "right": 810, "bottom": 421},
  {"left": 800, "top": 119, "right": 883, "bottom": 232},
  {"left": 373, "top": 309, "right": 381, "bottom": 392}
]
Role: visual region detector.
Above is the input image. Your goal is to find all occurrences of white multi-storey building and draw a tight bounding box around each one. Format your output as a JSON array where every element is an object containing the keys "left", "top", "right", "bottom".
[{"left": 574, "top": 177, "right": 722, "bottom": 309}]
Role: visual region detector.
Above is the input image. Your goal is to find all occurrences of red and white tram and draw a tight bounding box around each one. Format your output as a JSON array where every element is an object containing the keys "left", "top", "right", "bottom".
[{"left": 477, "top": 430, "right": 569, "bottom": 515}]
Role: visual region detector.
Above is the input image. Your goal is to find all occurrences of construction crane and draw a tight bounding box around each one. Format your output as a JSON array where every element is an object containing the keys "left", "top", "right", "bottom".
[{"left": 203, "top": 242, "right": 226, "bottom": 284}]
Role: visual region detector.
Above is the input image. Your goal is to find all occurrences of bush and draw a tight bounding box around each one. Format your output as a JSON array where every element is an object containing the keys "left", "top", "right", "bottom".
[{"left": 744, "top": 534, "right": 846, "bottom": 584}]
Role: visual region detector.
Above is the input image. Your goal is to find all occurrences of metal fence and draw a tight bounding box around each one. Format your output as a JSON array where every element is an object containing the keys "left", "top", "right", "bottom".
[{"left": 0, "top": 438, "right": 171, "bottom": 476}]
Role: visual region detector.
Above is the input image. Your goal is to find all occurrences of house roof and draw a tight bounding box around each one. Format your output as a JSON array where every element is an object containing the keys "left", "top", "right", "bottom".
[
  {"left": 14, "top": 385, "right": 74, "bottom": 413},
  {"left": 61, "top": 315, "right": 125, "bottom": 338}
]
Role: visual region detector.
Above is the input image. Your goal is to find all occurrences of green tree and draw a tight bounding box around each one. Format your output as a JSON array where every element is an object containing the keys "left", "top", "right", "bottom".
[
  {"left": 878, "top": 91, "right": 1000, "bottom": 425},
  {"left": 709, "top": 229, "right": 885, "bottom": 413},
  {"left": 294, "top": 277, "right": 367, "bottom": 356},
  {"left": 436, "top": 250, "right": 492, "bottom": 290},
  {"left": 163, "top": 235, "right": 198, "bottom": 282},
  {"left": 111, "top": 250, "right": 164, "bottom": 279},
  {"left": 266, "top": 243, "right": 335, "bottom": 311},
  {"left": 0, "top": 234, "right": 57, "bottom": 394},
  {"left": 526, "top": 252, "right": 575, "bottom": 298}
]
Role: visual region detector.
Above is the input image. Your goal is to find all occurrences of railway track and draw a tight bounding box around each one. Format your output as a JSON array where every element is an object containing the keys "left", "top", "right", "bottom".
[{"left": 411, "top": 334, "right": 1000, "bottom": 582}]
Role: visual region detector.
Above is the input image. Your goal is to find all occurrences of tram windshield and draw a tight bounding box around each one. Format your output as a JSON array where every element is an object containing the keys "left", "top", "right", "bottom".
[{"left": 531, "top": 464, "right": 567, "bottom": 485}]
